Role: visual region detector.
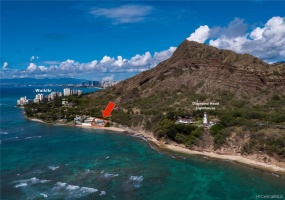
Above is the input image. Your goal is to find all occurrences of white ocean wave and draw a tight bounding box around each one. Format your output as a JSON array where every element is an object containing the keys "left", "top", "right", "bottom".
[
  {"left": 66, "top": 186, "right": 98, "bottom": 199},
  {"left": 40, "top": 193, "right": 48, "bottom": 198},
  {"left": 13, "top": 177, "right": 50, "bottom": 188},
  {"left": 132, "top": 135, "right": 160, "bottom": 153},
  {"left": 80, "top": 187, "right": 98, "bottom": 193},
  {"left": 103, "top": 173, "right": 119, "bottom": 178},
  {"left": 24, "top": 136, "right": 42, "bottom": 140},
  {"left": 31, "top": 169, "right": 44, "bottom": 174},
  {"left": 0, "top": 131, "right": 9, "bottom": 135},
  {"left": 5, "top": 137, "right": 18, "bottom": 140},
  {"left": 272, "top": 173, "right": 279, "bottom": 177},
  {"left": 15, "top": 183, "right": 28, "bottom": 188},
  {"left": 48, "top": 165, "right": 59, "bottom": 170},
  {"left": 56, "top": 182, "right": 67, "bottom": 187},
  {"left": 40, "top": 180, "right": 50, "bottom": 183},
  {"left": 66, "top": 185, "right": 80, "bottom": 190},
  {"left": 52, "top": 182, "right": 98, "bottom": 198},
  {"left": 129, "top": 176, "right": 144, "bottom": 188},
  {"left": 100, "top": 191, "right": 106, "bottom": 196}
]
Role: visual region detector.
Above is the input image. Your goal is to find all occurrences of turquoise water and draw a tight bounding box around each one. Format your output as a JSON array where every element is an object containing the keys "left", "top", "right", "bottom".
[{"left": 1, "top": 86, "right": 285, "bottom": 200}]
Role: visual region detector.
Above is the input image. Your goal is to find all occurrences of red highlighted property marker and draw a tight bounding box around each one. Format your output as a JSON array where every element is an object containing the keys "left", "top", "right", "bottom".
[{"left": 102, "top": 101, "right": 116, "bottom": 118}]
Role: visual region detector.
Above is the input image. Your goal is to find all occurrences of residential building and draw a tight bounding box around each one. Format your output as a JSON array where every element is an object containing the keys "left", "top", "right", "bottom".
[
  {"left": 92, "top": 81, "right": 100, "bottom": 87},
  {"left": 50, "top": 92, "right": 57, "bottom": 100},
  {"left": 63, "top": 88, "right": 71, "bottom": 96},
  {"left": 34, "top": 93, "right": 45, "bottom": 103},
  {"left": 17, "top": 96, "right": 32, "bottom": 106}
]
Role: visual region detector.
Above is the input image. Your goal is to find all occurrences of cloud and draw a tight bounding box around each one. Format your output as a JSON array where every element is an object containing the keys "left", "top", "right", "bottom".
[
  {"left": 2, "top": 62, "right": 8, "bottom": 69},
  {"left": 89, "top": 5, "right": 153, "bottom": 24},
  {"left": 102, "top": 75, "right": 114, "bottom": 81},
  {"left": 187, "top": 25, "right": 210, "bottom": 43},
  {"left": 210, "top": 16, "right": 285, "bottom": 61},
  {"left": 100, "top": 56, "right": 114, "bottom": 64},
  {"left": 210, "top": 18, "right": 248, "bottom": 38},
  {"left": 154, "top": 47, "right": 176, "bottom": 61},
  {"left": 41, "top": 61, "right": 62, "bottom": 65},
  {"left": 187, "top": 16, "right": 285, "bottom": 62},
  {"left": 27, "top": 63, "right": 38, "bottom": 72},
  {"left": 1, "top": 46, "right": 176, "bottom": 79},
  {"left": 129, "top": 52, "right": 152, "bottom": 67},
  {"left": 38, "top": 66, "right": 48, "bottom": 71},
  {"left": 30, "top": 56, "right": 39, "bottom": 61}
]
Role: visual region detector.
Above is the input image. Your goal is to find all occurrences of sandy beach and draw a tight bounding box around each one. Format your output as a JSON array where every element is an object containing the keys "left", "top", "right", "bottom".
[
  {"left": 115, "top": 126, "right": 285, "bottom": 176},
  {"left": 27, "top": 117, "right": 285, "bottom": 176},
  {"left": 161, "top": 143, "right": 285, "bottom": 174},
  {"left": 28, "top": 118, "right": 46, "bottom": 123},
  {"left": 77, "top": 124, "right": 126, "bottom": 133}
]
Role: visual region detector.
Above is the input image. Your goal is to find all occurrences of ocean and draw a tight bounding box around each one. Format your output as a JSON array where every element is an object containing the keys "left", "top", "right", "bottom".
[{"left": 1, "top": 86, "right": 285, "bottom": 200}]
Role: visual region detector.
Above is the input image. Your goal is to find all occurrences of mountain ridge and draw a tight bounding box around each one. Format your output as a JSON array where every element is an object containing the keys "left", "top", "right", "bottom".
[{"left": 92, "top": 40, "right": 285, "bottom": 104}]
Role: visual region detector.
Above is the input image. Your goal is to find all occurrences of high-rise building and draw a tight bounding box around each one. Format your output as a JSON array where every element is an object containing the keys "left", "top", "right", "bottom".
[
  {"left": 17, "top": 96, "right": 32, "bottom": 106},
  {"left": 63, "top": 88, "right": 71, "bottom": 96},
  {"left": 92, "top": 81, "right": 100, "bottom": 87},
  {"left": 50, "top": 92, "right": 57, "bottom": 100},
  {"left": 34, "top": 94, "right": 45, "bottom": 103}
]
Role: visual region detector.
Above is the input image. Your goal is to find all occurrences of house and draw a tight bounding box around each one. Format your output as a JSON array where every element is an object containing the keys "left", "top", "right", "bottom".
[
  {"left": 62, "top": 99, "right": 68, "bottom": 105},
  {"left": 176, "top": 117, "right": 195, "bottom": 124}
]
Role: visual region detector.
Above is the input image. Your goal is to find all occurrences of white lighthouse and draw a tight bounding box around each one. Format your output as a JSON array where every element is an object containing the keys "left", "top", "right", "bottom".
[{"left": 203, "top": 112, "right": 208, "bottom": 126}]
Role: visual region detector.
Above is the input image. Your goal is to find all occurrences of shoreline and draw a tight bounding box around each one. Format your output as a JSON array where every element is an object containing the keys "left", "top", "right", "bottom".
[
  {"left": 26, "top": 117, "right": 285, "bottom": 176},
  {"left": 161, "top": 143, "right": 285, "bottom": 176},
  {"left": 111, "top": 126, "right": 285, "bottom": 176},
  {"left": 75, "top": 124, "right": 126, "bottom": 133}
]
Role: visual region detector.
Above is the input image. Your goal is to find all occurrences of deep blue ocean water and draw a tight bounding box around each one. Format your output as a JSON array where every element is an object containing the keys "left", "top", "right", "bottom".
[{"left": 1, "top": 86, "right": 285, "bottom": 200}]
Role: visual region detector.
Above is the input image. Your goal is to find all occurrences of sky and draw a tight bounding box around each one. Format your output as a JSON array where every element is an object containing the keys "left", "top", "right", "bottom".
[{"left": 1, "top": 1, "right": 285, "bottom": 81}]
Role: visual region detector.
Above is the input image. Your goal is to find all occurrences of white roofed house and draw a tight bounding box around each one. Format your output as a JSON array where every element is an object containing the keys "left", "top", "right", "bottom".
[
  {"left": 62, "top": 99, "right": 68, "bottom": 105},
  {"left": 176, "top": 117, "right": 195, "bottom": 124}
]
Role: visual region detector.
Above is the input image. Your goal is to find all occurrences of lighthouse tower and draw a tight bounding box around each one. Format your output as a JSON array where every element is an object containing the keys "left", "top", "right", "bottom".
[{"left": 203, "top": 112, "right": 208, "bottom": 126}]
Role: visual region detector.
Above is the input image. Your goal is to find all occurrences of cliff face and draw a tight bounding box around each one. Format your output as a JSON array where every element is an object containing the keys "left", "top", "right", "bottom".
[{"left": 94, "top": 40, "right": 285, "bottom": 104}]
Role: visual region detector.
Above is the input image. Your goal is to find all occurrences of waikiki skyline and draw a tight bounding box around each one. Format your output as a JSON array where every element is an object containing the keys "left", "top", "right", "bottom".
[{"left": 1, "top": 1, "right": 285, "bottom": 80}]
